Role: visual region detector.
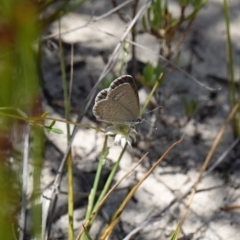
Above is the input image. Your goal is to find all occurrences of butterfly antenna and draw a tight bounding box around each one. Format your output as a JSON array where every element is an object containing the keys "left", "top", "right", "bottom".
[
  {"left": 142, "top": 118, "right": 157, "bottom": 130},
  {"left": 144, "top": 106, "right": 162, "bottom": 115},
  {"left": 141, "top": 106, "right": 161, "bottom": 130}
]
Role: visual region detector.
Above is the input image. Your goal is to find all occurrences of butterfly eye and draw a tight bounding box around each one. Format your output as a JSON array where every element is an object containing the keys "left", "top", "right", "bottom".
[{"left": 136, "top": 118, "right": 143, "bottom": 124}]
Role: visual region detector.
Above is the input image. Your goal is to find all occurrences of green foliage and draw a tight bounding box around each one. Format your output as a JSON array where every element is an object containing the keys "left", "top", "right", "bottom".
[
  {"left": 179, "top": 0, "right": 191, "bottom": 6},
  {"left": 142, "top": 0, "right": 176, "bottom": 37},
  {"left": 140, "top": 62, "right": 164, "bottom": 116},
  {"left": 83, "top": 227, "right": 93, "bottom": 240},
  {"left": 102, "top": 78, "right": 113, "bottom": 89},
  {"left": 182, "top": 97, "right": 198, "bottom": 118},
  {"left": 223, "top": 0, "right": 240, "bottom": 136},
  {"left": 0, "top": 0, "right": 41, "bottom": 238},
  {"left": 169, "top": 223, "right": 179, "bottom": 240},
  {"left": 142, "top": 0, "right": 207, "bottom": 46},
  {"left": 148, "top": 0, "right": 167, "bottom": 30},
  {"left": 141, "top": 62, "right": 163, "bottom": 88},
  {"left": 41, "top": 111, "right": 49, "bottom": 118},
  {"left": 44, "top": 120, "right": 64, "bottom": 134},
  {"left": 0, "top": 0, "right": 86, "bottom": 239},
  {"left": 179, "top": 0, "right": 207, "bottom": 7}
]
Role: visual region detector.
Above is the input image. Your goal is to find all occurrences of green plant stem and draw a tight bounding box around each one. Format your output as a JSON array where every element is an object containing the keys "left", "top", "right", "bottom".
[
  {"left": 66, "top": 153, "right": 74, "bottom": 238},
  {"left": 80, "top": 142, "right": 127, "bottom": 240},
  {"left": 131, "top": 0, "right": 139, "bottom": 78},
  {"left": 81, "top": 136, "right": 109, "bottom": 240},
  {"left": 32, "top": 125, "right": 44, "bottom": 240},
  {"left": 223, "top": 0, "right": 235, "bottom": 105},
  {"left": 95, "top": 142, "right": 127, "bottom": 208},
  {"left": 58, "top": 20, "right": 74, "bottom": 240},
  {"left": 223, "top": 0, "right": 240, "bottom": 136},
  {"left": 85, "top": 136, "right": 108, "bottom": 220},
  {"left": 140, "top": 72, "right": 164, "bottom": 116},
  {"left": 119, "top": 41, "right": 129, "bottom": 75}
]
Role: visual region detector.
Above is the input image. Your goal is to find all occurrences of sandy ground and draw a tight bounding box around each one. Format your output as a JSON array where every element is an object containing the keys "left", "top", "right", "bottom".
[{"left": 40, "top": 1, "right": 240, "bottom": 239}]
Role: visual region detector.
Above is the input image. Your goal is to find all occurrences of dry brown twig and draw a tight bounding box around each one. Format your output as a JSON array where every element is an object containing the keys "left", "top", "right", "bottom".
[
  {"left": 76, "top": 152, "right": 148, "bottom": 240},
  {"left": 123, "top": 101, "right": 240, "bottom": 240},
  {"left": 100, "top": 136, "right": 184, "bottom": 240},
  {"left": 176, "top": 101, "right": 240, "bottom": 239}
]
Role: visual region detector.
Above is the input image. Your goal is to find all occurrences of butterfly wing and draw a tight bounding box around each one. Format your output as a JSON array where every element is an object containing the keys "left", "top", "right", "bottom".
[
  {"left": 109, "top": 75, "right": 139, "bottom": 106},
  {"left": 94, "top": 89, "right": 108, "bottom": 102},
  {"left": 93, "top": 75, "right": 140, "bottom": 124},
  {"left": 93, "top": 98, "right": 136, "bottom": 123}
]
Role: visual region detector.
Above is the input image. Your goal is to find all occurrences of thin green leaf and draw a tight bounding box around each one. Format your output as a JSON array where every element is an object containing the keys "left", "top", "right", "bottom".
[
  {"left": 41, "top": 111, "right": 49, "bottom": 118},
  {"left": 16, "top": 108, "right": 28, "bottom": 118},
  {"left": 82, "top": 224, "right": 93, "bottom": 240},
  {"left": 49, "top": 120, "right": 56, "bottom": 128},
  {"left": 169, "top": 223, "right": 179, "bottom": 240},
  {"left": 49, "top": 128, "right": 64, "bottom": 134},
  {"left": 142, "top": 16, "right": 148, "bottom": 32}
]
